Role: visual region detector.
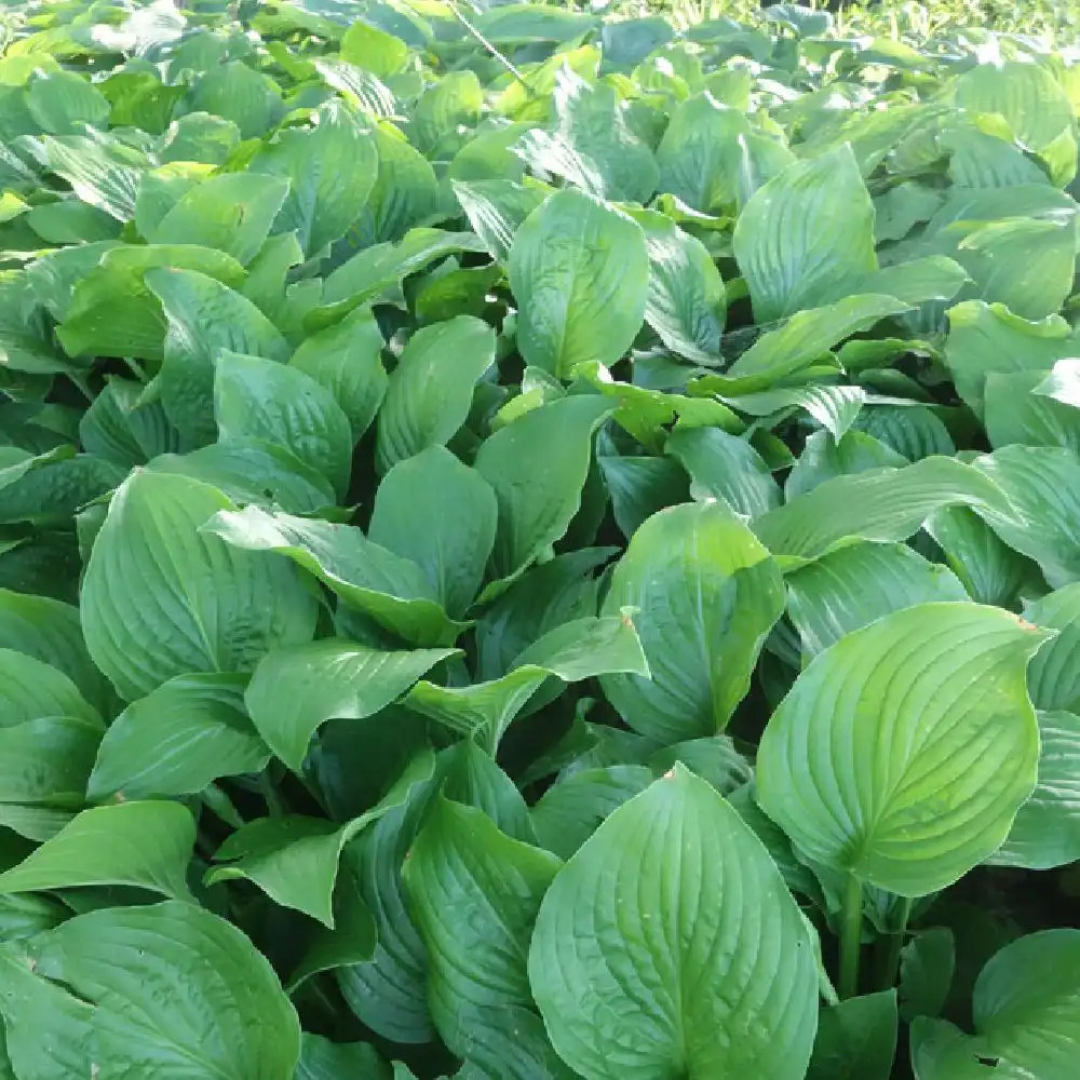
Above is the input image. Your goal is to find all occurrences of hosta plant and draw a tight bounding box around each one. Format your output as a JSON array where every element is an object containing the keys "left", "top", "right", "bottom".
[{"left": 0, "top": 0, "right": 1078, "bottom": 1078}]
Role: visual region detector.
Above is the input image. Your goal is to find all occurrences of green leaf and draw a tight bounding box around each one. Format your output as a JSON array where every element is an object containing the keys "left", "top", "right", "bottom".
[
  {"left": 403, "top": 798, "right": 563, "bottom": 1066},
  {"left": 807, "top": 991, "right": 898, "bottom": 1080},
  {"left": 734, "top": 145, "right": 877, "bottom": 322},
  {"left": 530, "top": 765, "right": 655, "bottom": 859},
  {"left": 452, "top": 178, "right": 547, "bottom": 262},
  {"left": 296, "top": 1034, "right": 389, "bottom": 1080},
  {"left": 81, "top": 471, "right": 318, "bottom": 701},
  {"left": 245, "top": 639, "right": 455, "bottom": 770},
  {"left": 0, "top": 801, "right": 195, "bottom": 900},
  {"left": 251, "top": 103, "right": 378, "bottom": 257},
  {"left": 404, "top": 613, "right": 649, "bottom": 752},
  {"left": 26, "top": 69, "right": 109, "bottom": 134},
  {"left": 665, "top": 426, "right": 781, "bottom": 517},
  {"left": 600, "top": 502, "right": 784, "bottom": 742},
  {"left": 690, "top": 294, "right": 911, "bottom": 396},
  {"left": 215, "top": 350, "right": 353, "bottom": 499},
  {"left": 374, "top": 315, "right": 496, "bottom": 474},
  {"left": 209, "top": 748, "right": 434, "bottom": 925},
  {"left": 147, "top": 267, "right": 291, "bottom": 446},
  {"left": 627, "top": 208, "right": 725, "bottom": 365},
  {"left": 757, "top": 602, "right": 1048, "bottom": 896},
  {"left": 32, "top": 132, "right": 144, "bottom": 221},
  {"left": 341, "top": 21, "right": 408, "bottom": 76},
  {"left": 87, "top": 673, "right": 268, "bottom": 801},
  {"left": 80, "top": 379, "right": 180, "bottom": 470},
  {"left": 0, "top": 646, "right": 101, "bottom": 728},
  {"left": 517, "top": 68, "right": 658, "bottom": 204},
  {"left": 944, "top": 300, "right": 1076, "bottom": 419},
  {"left": 289, "top": 305, "right": 387, "bottom": 442},
  {"left": 1024, "top": 583, "right": 1080, "bottom": 711},
  {"left": 508, "top": 188, "right": 648, "bottom": 379},
  {"left": 0, "top": 715, "right": 99, "bottom": 808},
  {"left": 530, "top": 767, "right": 819, "bottom": 1080},
  {"left": 370, "top": 446, "right": 497, "bottom": 618},
  {"left": 206, "top": 506, "right": 465, "bottom": 647},
  {"left": 655, "top": 91, "right": 751, "bottom": 213},
  {"left": 989, "top": 710, "right": 1080, "bottom": 870},
  {"left": 599, "top": 454, "right": 688, "bottom": 539},
  {"left": 754, "top": 455, "right": 1020, "bottom": 563},
  {"left": 26, "top": 901, "right": 300, "bottom": 1079},
  {"left": 186, "top": 60, "right": 282, "bottom": 139},
  {"left": 899, "top": 928, "right": 955, "bottom": 1022},
  {"left": 971, "top": 446, "right": 1080, "bottom": 588},
  {"left": 475, "top": 395, "right": 613, "bottom": 585},
  {"left": 57, "top": 243, "right": 246, "bottom": 362},
  {"left": 785, "top": 542, "right": 968, "bottom": 660},
  {"left": 148, "top": 171, "right": 289, "bottom": 265}
]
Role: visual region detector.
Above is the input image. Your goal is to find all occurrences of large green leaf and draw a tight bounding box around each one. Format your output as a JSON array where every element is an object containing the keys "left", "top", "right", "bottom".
[
  {"left": 296, "top": 1034, "right": 389, "bottom": 1080},
  {"left": 215, "top": 350, "right": 353, "bottom": 499},
  {"left": 529, "top": 767, "right": 819, "bottom": 1080},
  {"left": 600, "top": 502, "right": 785, "bottom": 741},
  {"left": 785, "top": 542, "right": 968, "bottom": 659},
  {"left": 374, "top": 315, "right": 496, "bottom": 473},
  {"left": 733, "top": 145, "right": 877, "bottom": 322},
  {"left": 251, "top": 103, "right": 378, "bottom": 256},
  {"left": 0, "top": 716, "right": 100, "bottom": 808},
  {"left": 757, "top": 603, "right": 1047, "bottom": 896},
  {"left": 147, "top": 267, "right": 291, "bottom": 445},
  {"left": 87, "top": 673, "right": 268, "bottom": 801},
  {"left": 507, "top": 188, "right": 648, "bottom": 379},
  {"left": 147, "top": 171, "right": 289, "bottom": 265},
  {"left": 665, "top": 425, "right": 781, "bottom": 517},
  {"left": 0, "top": 647, "right": 100, "bottom": 728},
  {"left": 369, "top": 446, "right": 497, "bottom": 618},
  {"left": 474, "top": 394, "right": 612, "bottom": 585},
  {"left": 205, "top": 506, "right": 465, "bottom": 646},
  {"left": 753, "top": 455, "right": 1020, "bottom": 563},
  {"left": 245, "top": 639, "right": 455, "bottom": 770},
  {"left": 18, "top": 902, "right": 300, "bottom": 1080},
  {"left": 403, "top": 798, "right": 564, "bottom": 1071},
  {"left": 0, "top": 801, "right": 195, "bottom": 900},
  {"left": 81, "top": 471, "right": 317, "bottom": 701},
  {"left": 807, "top": 991, "right": 898, "bottom": 1080}
]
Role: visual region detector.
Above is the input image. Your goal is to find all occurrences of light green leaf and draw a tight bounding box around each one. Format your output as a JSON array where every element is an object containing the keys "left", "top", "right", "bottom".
[
  {"left": 32, "top": 132, "right": 145, "bottom": 221},
  {"left": 148, "top": 171, "right": 289, "bottom": 265},
  {"left": 754, "top": 455, "right": 1020, "bottom": 563},
  {"left": 245, "top": 638, "right": 455, "bottom": 770},
  {"left": 0, "top": 801, "right": 196, "bottom": 900},
  {"left": 374, "top": 315, "right": 496, "bottom": 473},
  {"left": 600, "top": 502, "right": 785, "bottom": 742},
  {"left": 370, "top": 446, "right": 497, "bottom": 618},
  {"left": 529, "top": 767, "right": 819, "bottom": 1080},
  {"left": 720, "top": 383, "right": 866, "bottom": 442},
  {"left": 757, "top": 603, "right": 1048, "bottom": 896},
  {"left": 404, "top": 613, "right": 648, "bottom": 752},
  {"left": 215, "top": 350, "right": 353, "bottom": 499},
  {"left": 26, "top": 69, "right": 109, "bottom": 134},
  {"left": 205, "top": 506, "right": 465, "bottom": 647},
  {"left": 734, "top": 145, "right": 877, "bottom": 322},
  {"left": 786, "top": 542, "right": 968, "bottom": 659},
  {"left": 508, "top": 188, "right": 648, "bottom": 379},
  {"left": 81, "top": 471, "right": 317, "bottom": 701},
  {"left": 452, "top": 178, "right": 548, "bottom": 263},
  {"left": 289, "top": 305, "right": 387, "bottom": 442},
  {"left": 87, "top": 673, "right": 268, "bottom": 801},
  {"left": 475, "top": 394, "right": 613, "bottom": 585}
]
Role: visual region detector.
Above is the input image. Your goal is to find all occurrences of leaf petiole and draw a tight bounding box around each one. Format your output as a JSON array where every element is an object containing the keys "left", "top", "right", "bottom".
[{"left": 839, "top": 874, "right": 863, "bottom": 999}]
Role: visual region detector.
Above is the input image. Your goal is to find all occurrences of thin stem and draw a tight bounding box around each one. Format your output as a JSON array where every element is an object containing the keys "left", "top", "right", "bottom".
[
  {"left": 879, "top": 895, "right": 915, "bottom": 991},
  {"left": 445, "top": 1, "right": 532, "bottom": 94},
  {"left": 839, "top": 874, "right": 863, "bottom": 1000},
  {"left": 259, "top": 770, "right": 287, "bottom": 818}
]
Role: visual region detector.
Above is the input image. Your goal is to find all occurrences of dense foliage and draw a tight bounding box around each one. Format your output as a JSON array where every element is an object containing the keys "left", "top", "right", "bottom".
[{"left": 0, "top": 0, "right": 1079, "bottom": 1077}]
